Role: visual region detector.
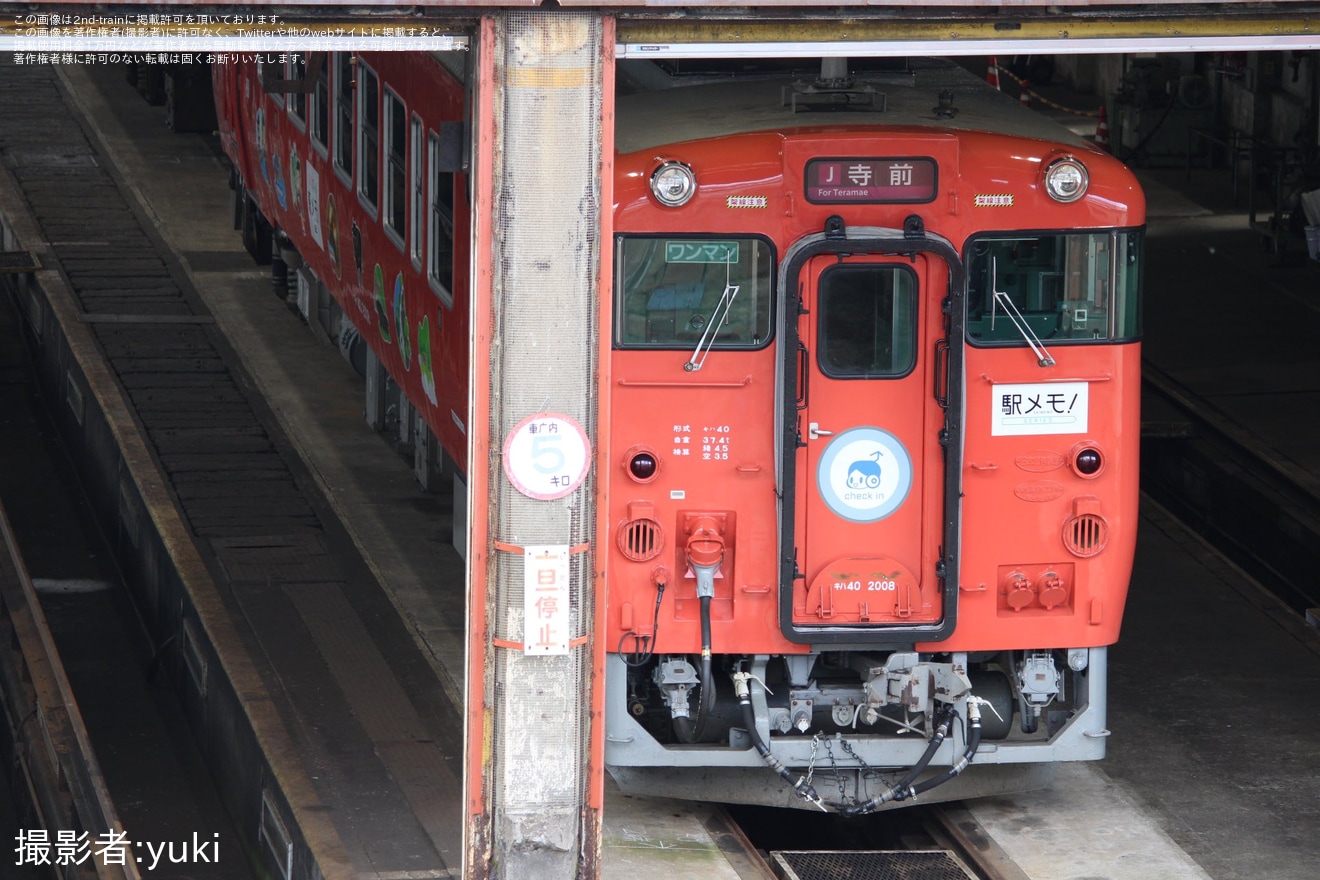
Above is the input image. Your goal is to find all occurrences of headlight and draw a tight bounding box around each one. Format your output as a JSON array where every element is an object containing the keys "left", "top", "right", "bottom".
[
  {"left": 651, "top": 160, "right": 696, "bottom": 207},
  {"left": 1043, "top": 157, "right": 1089, "bottom": 203},
  {"left": 626, "top": 446, "right": 659, "bottom": 482}
]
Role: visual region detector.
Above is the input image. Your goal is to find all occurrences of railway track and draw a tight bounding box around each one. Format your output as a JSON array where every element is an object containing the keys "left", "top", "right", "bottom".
[
  {"left": 6, "top": 52, "right": 1302, "bottom": 880},
  {"left": 0, "top": 290, "right": 252, "bottom": 880},
  {"left": 0, "top": 490, "right": 130, "bottom": 880},
  {"left": 720, "top": 801, "right": 1029, "bottom": 880},
  {"left": 1141, "top": 362, "right": 1320, "bottom": 618},
  {"left": 0, "top": 57, "right": 463, "bottom": 878}
]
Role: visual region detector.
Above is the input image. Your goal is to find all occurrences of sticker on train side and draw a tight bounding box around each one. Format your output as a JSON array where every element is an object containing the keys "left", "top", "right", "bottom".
[{"left": 992, "top": 382, "right": 1089, "bottom": 436}]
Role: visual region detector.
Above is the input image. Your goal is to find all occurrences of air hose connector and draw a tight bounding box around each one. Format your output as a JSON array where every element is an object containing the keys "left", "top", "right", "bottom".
[{"left": 685, "top": 515, "right": 725, "bottom": 599}]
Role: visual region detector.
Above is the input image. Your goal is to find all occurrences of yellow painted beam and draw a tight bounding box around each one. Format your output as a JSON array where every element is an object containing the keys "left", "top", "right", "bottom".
[
  {"left": 0, "top": 19, "right": 472, "bottom": 39},
  {"left": 616, "top": 17, "right": 1319, "bottom": 45},
  {"left": 3, "top": 10, "right": 1317, "bottom": 45}
]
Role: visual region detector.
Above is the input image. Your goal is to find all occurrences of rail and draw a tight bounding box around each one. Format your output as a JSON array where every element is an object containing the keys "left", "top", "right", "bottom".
[
  {"left": 925, "top": 804, "right": 1032, "bottom": 880},
  {"left": 0, "top": 500, "right": 140, "bottom": 880},
  {"left": 723, "top": 800, "right": 1029, "bottom": 880},
  {"left": 1142, "top": 363, "right": 1320, "bottom": 615}
]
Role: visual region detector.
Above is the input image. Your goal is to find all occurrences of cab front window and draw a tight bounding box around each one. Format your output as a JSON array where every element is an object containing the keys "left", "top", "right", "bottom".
[
  {"left": 966, "top": 230, "right": 1143, "bottom": 345},
  {"left": 615, "top": 236, "right": 774, "bottom": 349}
]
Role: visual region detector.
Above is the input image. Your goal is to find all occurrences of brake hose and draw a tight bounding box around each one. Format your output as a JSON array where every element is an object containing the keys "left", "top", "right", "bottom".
[
  {"left": 842, "top": 702, "right": 956, "bottom": 816},
  {"left": 733, "top": 669, "right": 824, "bottom": 809},
  {"left": 673, "top": 595, "right": 716, "bottom": 743},
  {"left": 905, "top": 697, "right": 984, "bottom": 798}
]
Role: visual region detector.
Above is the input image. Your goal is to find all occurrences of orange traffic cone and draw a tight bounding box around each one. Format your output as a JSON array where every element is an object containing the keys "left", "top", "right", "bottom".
[
  {"left": 987, "top": 57, "right": 1000, "bottom": 90},
  {"left": 1019, "top": 80, "right": 1032, "bottom": 108},
  {"left": 1094, "top": 106, "right": 1111, "bottom": 152}
]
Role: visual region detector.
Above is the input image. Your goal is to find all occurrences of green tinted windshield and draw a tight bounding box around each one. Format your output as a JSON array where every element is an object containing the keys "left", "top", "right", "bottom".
[
  {"left": 966, "top": 230, "right": 1142, "bottom": 344},
  {"left": 616, "top": 236, "right": 774, "bottom": 348}
]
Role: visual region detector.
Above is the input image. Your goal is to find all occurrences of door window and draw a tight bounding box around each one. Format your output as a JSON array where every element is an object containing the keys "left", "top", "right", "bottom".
[{"left": 817, "top": 264, "right": 917, "bottom": 378}]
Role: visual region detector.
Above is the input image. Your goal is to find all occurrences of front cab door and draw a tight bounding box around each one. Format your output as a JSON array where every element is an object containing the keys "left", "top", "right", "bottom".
[{"left": 782, "top": 241, "right": 962, "bottom": 644}]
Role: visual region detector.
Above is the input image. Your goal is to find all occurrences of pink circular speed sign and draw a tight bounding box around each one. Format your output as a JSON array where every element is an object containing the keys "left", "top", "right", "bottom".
[{"left": 502, "top": 412, "right": 591, "bottom": 500}]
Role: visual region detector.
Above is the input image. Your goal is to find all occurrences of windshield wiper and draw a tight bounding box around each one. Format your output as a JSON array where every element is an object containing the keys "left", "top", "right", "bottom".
[
  {"left": 990, "top": 257, "right": 1055, "bottom": 367},
  {"left": 685, "top": 275, "right": 740, "bottom": 372}
]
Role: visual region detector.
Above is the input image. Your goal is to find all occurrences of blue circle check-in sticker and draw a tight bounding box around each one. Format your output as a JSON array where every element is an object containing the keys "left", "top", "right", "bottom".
[{"left": 816, "top": 427, "right": 913, "bottom": 522}]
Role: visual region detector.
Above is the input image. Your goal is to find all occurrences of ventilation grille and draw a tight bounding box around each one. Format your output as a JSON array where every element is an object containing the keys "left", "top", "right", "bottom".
[
  {"left": 773, "top": 850, "right": 977, "bottom": 880},
  {"left": 617, "top": 518, "right": 663, "bottom": 562},
  {"left": 1063, "top": 513, "right": 1109, "bottom": 557}
]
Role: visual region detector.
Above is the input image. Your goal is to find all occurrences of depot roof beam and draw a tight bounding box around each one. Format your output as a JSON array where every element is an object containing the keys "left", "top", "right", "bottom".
[{"left": 616, "top": 15, "right": 1320, "bottom": 57}]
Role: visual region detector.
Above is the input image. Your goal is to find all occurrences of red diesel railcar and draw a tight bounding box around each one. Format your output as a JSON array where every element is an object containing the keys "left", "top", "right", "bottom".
[{"left": 216, "top": 53, "right": 1144, "bottom": 811}]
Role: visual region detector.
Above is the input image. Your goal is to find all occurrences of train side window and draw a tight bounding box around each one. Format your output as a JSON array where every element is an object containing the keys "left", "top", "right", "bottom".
[
  {"left": 615, "top": 236, "right": 774, "bottom": 349},
  {"left": 310, "top": 55, "right": 329, "bottom": 155},
  {"left": 332, "top": 53, "right": 354, "bottom": 185},
  {"left": 382, "top": 87, "right": 406, "bottom": 249},
  {"left": 817, "top": 265, "right": 917, "bottom": 379},
  {"left": 357, "top": 62, "right": 380, "bottom": 215},
  {"left": 427, "top": 131, "right": 456, "bottom": 308},
  {"left": 965, "top": 230, "right": 1143, "bottom": 345},
  {"left": 286, "top": 55, "right": 307, "bottom": 129},
  {"left": 409, "top": 114, "right": 424, "bottom": 269}
]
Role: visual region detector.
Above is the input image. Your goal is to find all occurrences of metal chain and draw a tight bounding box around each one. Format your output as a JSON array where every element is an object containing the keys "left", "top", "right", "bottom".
[
  {"left": 805, "top": 734, "right": 878, "bottom": 808},
  {"left": 803, "top": 734, "right": 820, "bottom": 792},
  {"left": 823, "top": 736, "right": 849, "bottom": 807},
  {"left": 838, "top": 737, "right": 874, "bottom": 805},
  {"left": 838, "top": 736, "right": 872, "bottom": 774}
]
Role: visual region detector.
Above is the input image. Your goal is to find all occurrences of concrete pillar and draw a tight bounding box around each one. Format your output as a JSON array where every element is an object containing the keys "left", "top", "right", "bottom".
[{"left": 465, "top": 12, "right": 611, "bottom": 880}]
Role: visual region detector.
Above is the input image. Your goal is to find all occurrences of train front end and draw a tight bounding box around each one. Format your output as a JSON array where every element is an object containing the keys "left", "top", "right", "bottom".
[{"left": 602, "top": 105, "right": 1145, "bottom": 811}]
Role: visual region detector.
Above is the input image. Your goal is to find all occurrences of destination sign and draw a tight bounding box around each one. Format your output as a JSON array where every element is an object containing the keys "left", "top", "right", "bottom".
[{"left": 804, "top": 158, "right": 938, "bottom": 204}]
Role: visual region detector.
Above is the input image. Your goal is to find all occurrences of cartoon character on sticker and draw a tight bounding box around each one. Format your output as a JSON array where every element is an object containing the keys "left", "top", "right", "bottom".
[
  {"left": 374, "top": 265, "right": 392, "bottom": 344},
  {"left": 290, "top": 146, "right": 302, "bottom": 214},
  {"left": 394, "top": 273, "right": 412, "bottom": 371},
  {"left": 418, "top": 314, "right": 437, "bottom": 406},
  {"left": 273, "top": 154, "right": 287, "bottom": 210},
  {"left": 326, "top": 193, "right": 341, "bottom": 280},
  {"left": 256, "top": 107, "right": 268, "bottom": 182},
  {"left": 846, "top": 452, "right": 883, "bottom": 489},
  {"left": 304, "top": 162, "right": 322, "bottom": 248}
]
